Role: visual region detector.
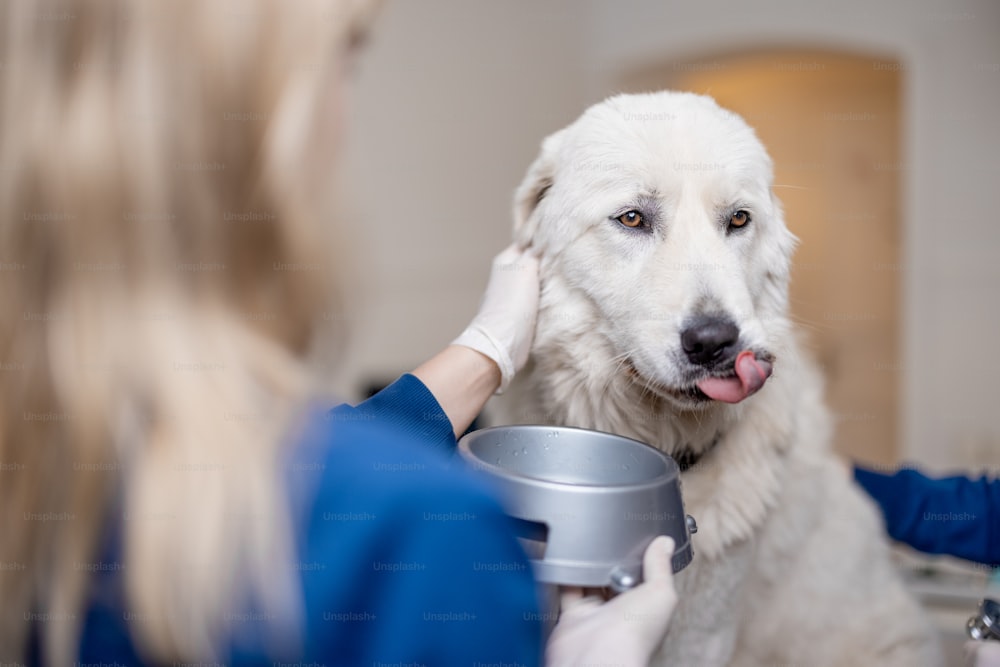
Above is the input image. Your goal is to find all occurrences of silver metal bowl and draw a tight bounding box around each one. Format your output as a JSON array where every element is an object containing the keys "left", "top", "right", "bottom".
[{"left": 458, "top": 424, "right": 694, "bottom": 591}]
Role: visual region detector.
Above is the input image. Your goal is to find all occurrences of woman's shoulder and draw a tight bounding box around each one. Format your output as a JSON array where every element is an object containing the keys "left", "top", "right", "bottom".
[
  {"left": 288, "top": 399, "right": 522, "bottom": 559},
  {"left": 292, "top": 399, "right": 478, "bottom": 504}
]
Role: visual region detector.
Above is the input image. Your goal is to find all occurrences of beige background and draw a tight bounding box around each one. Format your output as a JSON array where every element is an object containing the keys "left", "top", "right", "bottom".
[{"left": 334, "top": 0, "right": 1000, "bottom": 473}]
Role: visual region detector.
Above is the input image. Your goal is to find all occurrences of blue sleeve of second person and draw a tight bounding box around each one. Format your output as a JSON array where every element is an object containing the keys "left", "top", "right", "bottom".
[{"left": 854, "top": 466, "right": 1000, "bottom": 566}]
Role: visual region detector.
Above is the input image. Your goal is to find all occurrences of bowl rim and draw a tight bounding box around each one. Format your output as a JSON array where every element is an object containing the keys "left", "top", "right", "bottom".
[{"left": 458, "top": 424, "right": 680, "bottom": 491}]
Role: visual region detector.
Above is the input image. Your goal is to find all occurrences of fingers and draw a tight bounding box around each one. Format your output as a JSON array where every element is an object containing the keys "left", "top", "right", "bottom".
[
  {"left": 967, "top": 640, "right": 1000, "bottom": 667},
  {"left": 559, "top": 586, "right": 585, "bottom": 608},
  {"left": 643, "top": 535, "right": 675, "bottom": 584},
  {"left": 559, "top": 586, "right": 605, "bottom": 615},
  {"left": 493, "top": 243, "right": 524, "bottom": 265},
  {"left": 965, "top": 641, "right": 979, "bottom": 667},
  {"left": 547, "top": 545, "right": 681, "bottom": 667},
  {"left": 494, "top": 243, "right": 539, "bottom": 271},
  {"left": 513, "top": 236, "right": 535, "bottom": 252},
  {"left": 563, "top": 537, "right": 675, "bottom": 613},
  {"left": 614, "top": 535, "right": 677, "bottom": 623}
]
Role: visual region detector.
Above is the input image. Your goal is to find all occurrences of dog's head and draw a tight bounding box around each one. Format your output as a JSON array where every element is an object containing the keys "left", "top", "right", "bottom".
[{"left": 515, "top": 91, "right": 796, "bottom": 411}]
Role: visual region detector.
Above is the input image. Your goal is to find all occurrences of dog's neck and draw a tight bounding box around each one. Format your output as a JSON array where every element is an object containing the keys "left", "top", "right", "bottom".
[{"left": 672, "top": 432, "right": 722, "bottom": 472}]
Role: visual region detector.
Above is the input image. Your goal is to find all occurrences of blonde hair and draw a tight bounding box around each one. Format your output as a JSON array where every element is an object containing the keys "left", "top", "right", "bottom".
[{"left": 0, "top": 0, "right": 376, "bottom": 661}]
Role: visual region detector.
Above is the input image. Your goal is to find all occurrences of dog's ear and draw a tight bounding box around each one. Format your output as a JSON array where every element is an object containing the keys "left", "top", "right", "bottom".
[{"left": 513, "top": 132, "right": 562, "bottom": 246}]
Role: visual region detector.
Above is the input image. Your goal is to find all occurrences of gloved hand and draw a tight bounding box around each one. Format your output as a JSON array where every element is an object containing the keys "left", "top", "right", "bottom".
[
  {"left": 546, "top": 536, "right": 679, "bottom": 667},
  {"left": 966, "top": 641, "right": 1000, "bottom": 667},
  {"left": 452, "top": 244, "right": 540, "bottom": 393}
]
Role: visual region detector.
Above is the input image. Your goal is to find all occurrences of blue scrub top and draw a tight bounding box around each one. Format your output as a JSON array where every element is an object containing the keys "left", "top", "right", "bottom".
[
  {"left": 855, "top": 465, "right": 1000, "bottom": 567},
  {"left": 72, "top": 374, "right": 543, "bottom": 665}
]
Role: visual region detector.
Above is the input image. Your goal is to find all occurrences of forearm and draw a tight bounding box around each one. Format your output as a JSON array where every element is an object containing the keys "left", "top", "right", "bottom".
[
  {"left": 413, "top": 345, "right": 501, "bottom": 438},
  {"left": 412, "top": 244, "right": 538, "bottom": 439},
  {"left": 855, "top": 466, "right": 1000, "bottom": 566}
]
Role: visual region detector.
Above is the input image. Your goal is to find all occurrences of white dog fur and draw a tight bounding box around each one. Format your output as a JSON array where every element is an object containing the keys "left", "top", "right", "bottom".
[{"left": 499, "top": 91, "right": 941, "bottom": 666}]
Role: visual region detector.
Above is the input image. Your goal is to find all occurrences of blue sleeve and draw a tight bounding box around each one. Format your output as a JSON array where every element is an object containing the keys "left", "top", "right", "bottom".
[
  {"left": 854, "top": 466, "right": 1000, "bottom": 566},
  {"left": 294, "top": 419, "right": 543, "bottom": 666},
  {"left": 328, "top": 373, "right": 457, "bottom": 456}
]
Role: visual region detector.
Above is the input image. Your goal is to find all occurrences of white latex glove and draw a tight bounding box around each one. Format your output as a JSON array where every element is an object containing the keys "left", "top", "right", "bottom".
[
  {"left": 452, "top": 244, "right": 540, "bottom": 393},
  {"left": 546, "top": 536, "right": 679, "bottom": 667},
  {"left": 966, "top": 641, "right": 1000, "bottom": 667}
]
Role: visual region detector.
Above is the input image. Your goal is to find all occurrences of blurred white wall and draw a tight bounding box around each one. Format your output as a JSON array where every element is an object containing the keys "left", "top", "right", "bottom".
[
  {"left": 334, "top": 0, "right": 587, "bottom": 395},
  {"left": 335, "top": 0, "right": 1000, "bottom": 470}
]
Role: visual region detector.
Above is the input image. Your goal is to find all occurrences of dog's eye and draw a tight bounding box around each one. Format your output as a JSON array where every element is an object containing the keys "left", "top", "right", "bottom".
[
  {"left": 616, "top": 210, "right": 644, "bottom": 228},
  {"left": 729, "top": 210, "right": 751, "bottom": 229}
]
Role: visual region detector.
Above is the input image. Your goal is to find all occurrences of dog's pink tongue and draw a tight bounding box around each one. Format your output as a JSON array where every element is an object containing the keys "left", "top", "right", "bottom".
[{"left": 696, "top": 351, "right": 773, "bottom": 404}]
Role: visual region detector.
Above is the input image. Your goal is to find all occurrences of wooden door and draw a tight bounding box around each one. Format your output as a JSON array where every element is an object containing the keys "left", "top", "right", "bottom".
[{"left": 621, "top": 51, "right": 903, "bottom": 466}]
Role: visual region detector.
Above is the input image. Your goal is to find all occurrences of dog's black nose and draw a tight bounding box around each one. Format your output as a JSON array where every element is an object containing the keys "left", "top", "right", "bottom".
[{"left": 681, "top": 316, "right": 740, "bottom": 366}]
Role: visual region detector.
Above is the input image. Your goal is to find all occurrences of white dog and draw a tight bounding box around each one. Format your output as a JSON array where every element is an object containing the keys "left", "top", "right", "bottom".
[{"left": 500, "top": 91, "right": 941, "bottom": 666}]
